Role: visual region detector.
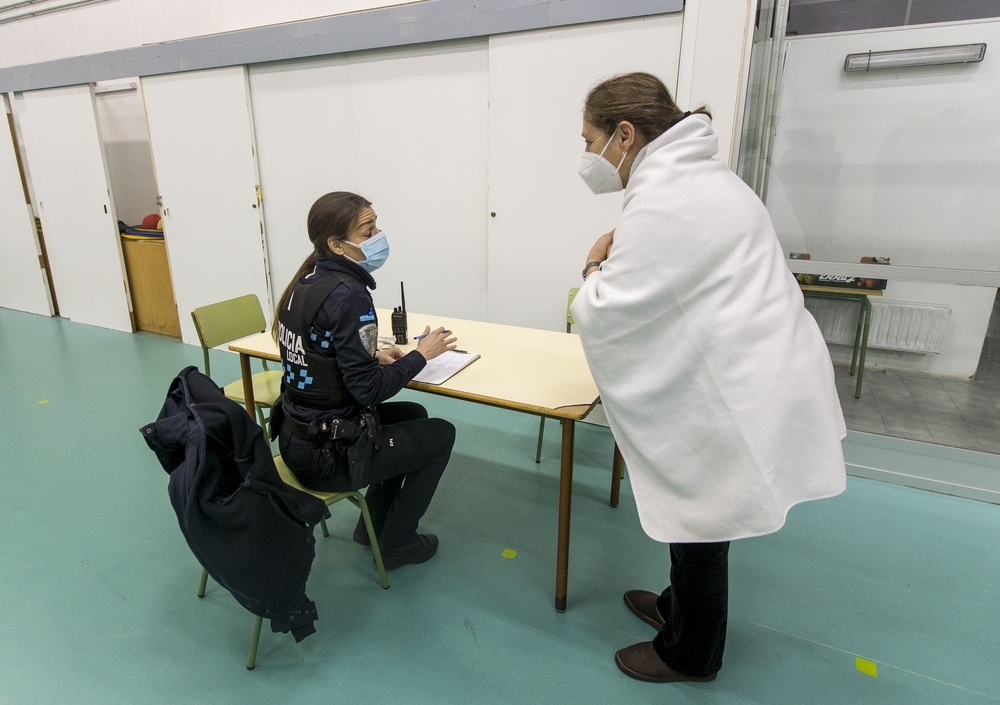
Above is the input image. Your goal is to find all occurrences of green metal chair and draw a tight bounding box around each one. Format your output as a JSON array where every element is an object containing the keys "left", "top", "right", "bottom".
[
  {"left": 534, "top": 287, "right": 580, "bottom": 463},
  {"left": 535, "top": 288, "right": 625, "bottom": 506},
  {"left": 196, "top": 454, "right": 390, "bottom": 669},
  {"left": 191, "top": 294, "right": 282, "bottom": 435}
]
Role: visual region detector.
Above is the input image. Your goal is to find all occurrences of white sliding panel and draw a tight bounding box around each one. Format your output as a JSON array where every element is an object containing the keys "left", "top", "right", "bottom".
[
  {"left": 487, "top": 15, "right": 683, "bottom": 330},
  {"left": 18, "top": 85, "right": 131, "bottom": 331},
  {"left": 141, "top": 66, "right": 271, "bottom": 345},
  {"left": 249, "top": 40, "right": 489, "bottom": 320},
  {"left": 1, "top": 98, "right": 51, "bottom": 316}
]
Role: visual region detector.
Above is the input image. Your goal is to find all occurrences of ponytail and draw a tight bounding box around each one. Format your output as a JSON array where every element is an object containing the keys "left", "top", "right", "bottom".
[
  {"left": 270, "top": 191, "right": 372, "bottom": 340},
  {"left": 271, "top": 251, "right": 319, "bottom": 340}
]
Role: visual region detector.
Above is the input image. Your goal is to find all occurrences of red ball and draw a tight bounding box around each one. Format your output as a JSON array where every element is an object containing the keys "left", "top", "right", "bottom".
[{"left": 141, "top": 213, "right": 161, "bottom": 230}]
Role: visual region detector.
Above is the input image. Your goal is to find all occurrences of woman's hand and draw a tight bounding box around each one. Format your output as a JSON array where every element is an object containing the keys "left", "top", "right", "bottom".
[
  {"left": 584, "top": 229, "right": 615, "bottom": 279},
  {"left": 588, "top": 229, "right": 615, "bottom": 263},
  {"left": 592, "top": 229, "right": 616, "bottom": 261},
  {"left": 415, "top": 325, "right": 458, "bottom": 361},
  {"left": 375, "top": 347, "right": 406, "bottom": 366}
]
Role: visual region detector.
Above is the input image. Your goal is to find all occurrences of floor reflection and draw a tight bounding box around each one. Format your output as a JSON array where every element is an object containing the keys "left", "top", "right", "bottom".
[{"left": 836, "top": 365, "right": 1000, "bottom": 454}]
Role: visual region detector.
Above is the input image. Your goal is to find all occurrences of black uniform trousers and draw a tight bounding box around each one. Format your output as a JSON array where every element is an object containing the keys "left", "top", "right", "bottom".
[
  {"left": 652, "top": 541, "right": 730, "bottom": 677},
  {"left": 278, "top": 401, "right": 454, "bottom": 549}
]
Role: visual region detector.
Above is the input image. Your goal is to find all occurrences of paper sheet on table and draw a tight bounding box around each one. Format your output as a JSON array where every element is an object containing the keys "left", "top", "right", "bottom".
[{"left": 412, "top": 351, "right": 480, "bottom": 385}]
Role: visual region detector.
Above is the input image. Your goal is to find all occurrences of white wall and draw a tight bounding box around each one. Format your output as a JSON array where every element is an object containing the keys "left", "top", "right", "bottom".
[
  {"left": 486, "top": 16, "right": 684, "bottom": 330},
  {"left": 17, "top": 84, "right": 133, "bottom": 332},
  {"left": 675, "top": 0, "right": 756, "bottom": 167},
  {"left": 0, "top": 96, "right": 51, "bottom": 316},
  {"left": 249, "top": 40, "right": 490, "bottom": 321},
  {"left": 2, "top": 3, "right": 759, "bottom": 336},
  {"left": 769, "top": 20, "right": 1000, "bottom": 377},
  {"left": 142, "top": 66, "right": 272, "bottom": 345},
  {"left": 0, "top": 0, "right": 420, "bottom": 67},
  {"left": 8, "top": 93, "right": 38, "bottom": 218}
]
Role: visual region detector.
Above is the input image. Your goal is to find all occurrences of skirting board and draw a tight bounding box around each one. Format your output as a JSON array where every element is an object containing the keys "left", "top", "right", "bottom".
[{"left": 844, "top": 430, "right": 1000, "bottom": 505}]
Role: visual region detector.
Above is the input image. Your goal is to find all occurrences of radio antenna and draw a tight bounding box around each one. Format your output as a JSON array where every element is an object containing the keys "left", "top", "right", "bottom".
[{"left": 400, "top": 282, "right": 406, "bottom": 312}]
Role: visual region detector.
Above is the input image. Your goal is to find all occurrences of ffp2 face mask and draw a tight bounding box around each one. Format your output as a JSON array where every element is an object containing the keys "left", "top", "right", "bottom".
[{"left": 579, "top": 135, "right": 627, "bottom": 194}]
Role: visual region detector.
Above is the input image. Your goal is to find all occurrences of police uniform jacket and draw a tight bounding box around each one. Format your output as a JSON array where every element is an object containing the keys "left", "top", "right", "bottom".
[
  {"left": 141, "top": 366, "right": 329, "bottom": 642},
  {"left": 278, "top": 254, "right": 426, "bottom": 423}
]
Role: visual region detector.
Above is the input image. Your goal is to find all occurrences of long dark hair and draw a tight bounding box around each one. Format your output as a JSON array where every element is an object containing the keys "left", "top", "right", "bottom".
[
  {"left": 271, "top": 191, "right": 372, "bottom": 339},
  {"left": 584, "top": 72, "right": 711, "bottom": 142}
]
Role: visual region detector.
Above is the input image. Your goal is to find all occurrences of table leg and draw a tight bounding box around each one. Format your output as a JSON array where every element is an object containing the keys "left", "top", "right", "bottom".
[
  {"left": 855, "top": 297, "right": 872, "bottom": 399},
  {"left": 850, "top": 297, "right": 865, "bottom": 377},
  {"left": 555, "top": 419, "right": 575, "bottom": 612},
  {"left": 610, "top": 442, "right": 624, "bottom": 508},
  {"left": 239, "top": 353, "right": 256, "bottom": 417}
]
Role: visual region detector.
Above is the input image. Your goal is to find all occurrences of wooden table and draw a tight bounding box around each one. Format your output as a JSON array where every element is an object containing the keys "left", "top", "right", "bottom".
[
  {"left": 800, "top": 285, "right": 883, "bottom": 398},
  {"left": 230, "top": 310, "right": 605, "bottom": 611}
]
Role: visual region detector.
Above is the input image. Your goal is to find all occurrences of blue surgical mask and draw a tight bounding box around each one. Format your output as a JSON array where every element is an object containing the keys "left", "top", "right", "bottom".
[{"left": 345, "top": 231, "right": 390, "bottom": 273}]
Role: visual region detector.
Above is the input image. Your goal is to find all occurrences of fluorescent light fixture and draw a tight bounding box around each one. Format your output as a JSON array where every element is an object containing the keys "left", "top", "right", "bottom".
[{"left": 844, "top": 43, "right": 986, "bottom": 72}]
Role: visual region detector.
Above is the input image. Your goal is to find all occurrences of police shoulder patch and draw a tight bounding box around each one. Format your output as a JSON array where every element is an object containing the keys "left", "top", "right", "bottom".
[{"left": 359, "top": 323, "right": 378, "bottom": 357}]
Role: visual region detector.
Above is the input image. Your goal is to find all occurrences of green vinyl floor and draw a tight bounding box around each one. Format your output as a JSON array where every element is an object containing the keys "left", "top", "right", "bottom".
[{"left": 1, "top": 307, "right": 999, "bottom": 704}]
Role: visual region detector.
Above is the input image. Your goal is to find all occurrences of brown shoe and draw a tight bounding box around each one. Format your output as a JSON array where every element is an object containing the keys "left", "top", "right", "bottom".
[
  {"left": 615, "top": 641, "right": 718, "bottom": 683},
  {"left": 623, "top": 590, "right": 666, "bottom": 630}
]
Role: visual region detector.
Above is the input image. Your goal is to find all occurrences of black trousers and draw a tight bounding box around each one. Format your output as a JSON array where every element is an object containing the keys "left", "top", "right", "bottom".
[
  {"left": 652, "top": 541, "right": 730, "bottom": 677},
  {"left": 278, "top": 401, "right": 454, "bottom": 549}
]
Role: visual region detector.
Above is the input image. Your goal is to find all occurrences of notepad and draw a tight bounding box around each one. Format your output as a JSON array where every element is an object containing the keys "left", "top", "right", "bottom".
[{"left": 412, "top": 351, "right": 480, "bottom": 385}]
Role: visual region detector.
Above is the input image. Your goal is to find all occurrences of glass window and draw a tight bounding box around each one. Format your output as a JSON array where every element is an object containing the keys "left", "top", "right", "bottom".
[
  {"left": 756, "top": 17, "right": 1000, "bottom": 456},
  {"left": 787, "top": 0, "right": 1000, "bottom": 36}
]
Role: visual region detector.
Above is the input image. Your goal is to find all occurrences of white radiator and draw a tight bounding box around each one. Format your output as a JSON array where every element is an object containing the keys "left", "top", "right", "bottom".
[{"left": 803, "top": 298, "right": 951, "bottom": 354}]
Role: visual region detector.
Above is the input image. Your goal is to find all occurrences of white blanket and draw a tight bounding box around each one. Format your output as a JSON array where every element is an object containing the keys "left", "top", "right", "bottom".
[{"left": 571, "top": 115, "right": 846, "bottom": 543}]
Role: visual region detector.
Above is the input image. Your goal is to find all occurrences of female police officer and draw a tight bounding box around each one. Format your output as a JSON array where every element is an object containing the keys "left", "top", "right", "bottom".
[{"left": 271, "top": 191, "right": 457, "bottom": 569}]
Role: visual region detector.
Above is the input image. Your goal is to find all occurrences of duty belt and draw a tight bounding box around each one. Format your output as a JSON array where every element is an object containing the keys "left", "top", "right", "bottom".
[{"left": 281, "top": 408, "right": 363, "bottom": 446}]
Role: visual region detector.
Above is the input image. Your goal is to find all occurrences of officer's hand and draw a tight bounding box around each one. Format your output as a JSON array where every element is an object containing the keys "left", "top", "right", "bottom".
[{"left": 416, "top": 325, "right": 457, "bottom": 361}]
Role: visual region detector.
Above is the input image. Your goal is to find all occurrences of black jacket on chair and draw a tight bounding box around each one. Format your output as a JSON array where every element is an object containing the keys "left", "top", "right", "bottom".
[{"left": 141, "top": 366, "right": 330, "bottom": 642}]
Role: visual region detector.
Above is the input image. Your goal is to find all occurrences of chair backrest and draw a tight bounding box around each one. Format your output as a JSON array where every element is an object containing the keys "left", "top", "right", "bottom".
[
  {"left": 191, "top": 294, "right": 267, "bottom": 378},
  {"left": 566, "top": 287, "right": 581, "bottom": 332}
]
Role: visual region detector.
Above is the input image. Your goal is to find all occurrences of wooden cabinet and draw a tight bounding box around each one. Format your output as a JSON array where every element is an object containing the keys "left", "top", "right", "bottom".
[{"left": 120, "top": 237, "right": 181, "bottom": 338}]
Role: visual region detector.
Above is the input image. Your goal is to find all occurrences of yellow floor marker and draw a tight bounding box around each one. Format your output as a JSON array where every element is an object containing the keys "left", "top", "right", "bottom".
[
  {"left": 38, "top": 400, "right": 49, "bottom": 405},
  {"left": 501, "top": 548, "right": 517, "bottom": 560},
  {"left": 855, "top": 657, "right": 878, "bottom": 678}
]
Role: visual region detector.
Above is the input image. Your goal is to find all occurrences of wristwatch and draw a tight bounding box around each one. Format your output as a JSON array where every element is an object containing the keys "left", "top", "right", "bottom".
[{"left": 582, "top": 261, "right": 603, "bottom": 280}]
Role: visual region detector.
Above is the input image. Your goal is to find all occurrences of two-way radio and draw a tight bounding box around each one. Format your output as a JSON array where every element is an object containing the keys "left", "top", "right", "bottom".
[{"left": 392, "top": 282, "right": 408, "bottom": 344}]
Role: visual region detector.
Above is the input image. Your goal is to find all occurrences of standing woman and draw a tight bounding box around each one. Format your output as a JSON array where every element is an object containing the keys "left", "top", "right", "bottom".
[
  {"left": 271, "top": 191, "right": 457, "bottom": 569},
  {"left": 571, "top": 73, "right": 847, "bottom": 682}
]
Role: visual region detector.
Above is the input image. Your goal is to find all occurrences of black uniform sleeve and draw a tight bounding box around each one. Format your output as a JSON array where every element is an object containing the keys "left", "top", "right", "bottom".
[{"left": 312, "top": 285, "right": 425, "bottom": 407}]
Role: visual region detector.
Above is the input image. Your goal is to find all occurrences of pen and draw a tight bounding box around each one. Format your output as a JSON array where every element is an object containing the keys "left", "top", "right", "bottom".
[{"left": 413, "top": 330, "right": 451, "bottom": 339}]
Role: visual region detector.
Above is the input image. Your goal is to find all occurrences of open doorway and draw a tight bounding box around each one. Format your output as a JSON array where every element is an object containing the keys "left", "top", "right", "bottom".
[
  {"left": 94, "top": 79, "right": 181, "bottom": 338},
  {"left": 10, "top": 81, "right": 181, "bottom": 338}
]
